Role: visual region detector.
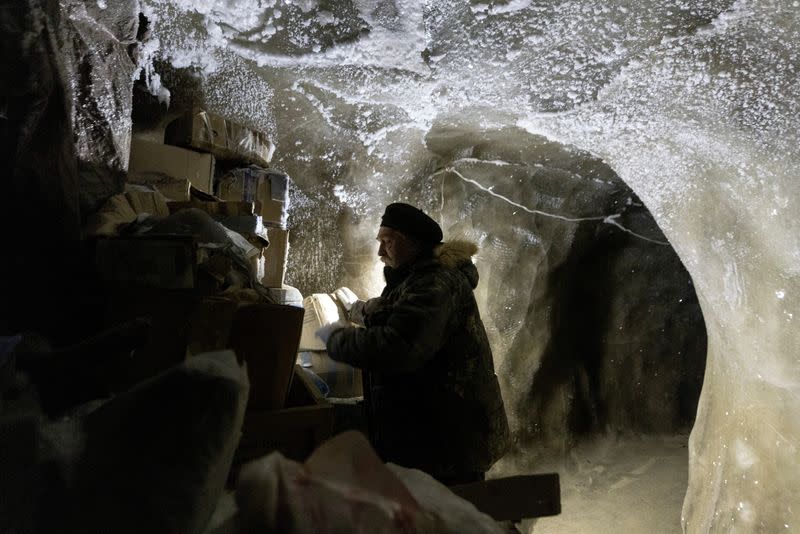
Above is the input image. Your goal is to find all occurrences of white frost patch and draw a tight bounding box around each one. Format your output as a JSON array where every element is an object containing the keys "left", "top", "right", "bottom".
[
  {"left": 697, "top": 0, "right": 755, "bottom": 36},
  {"left": 332, "top": 184, "right": 368, "bottom": 208},
  {"left": 490, "top": 0, "right": 533, "bottom": 15},
  {"left": 737, "top": 500, "right": 756, "bottom": 524},
  {"left": 316, "top": 10, "right": 335, "bottom": 25},
  {"left": 287, "top": 0, "right": 319, "bottom": 12},
  {"left": 154, "top": 0, "right": 264, "bottom": 34},
  {"left": 471, "top": 0, "right": 532, "bottom": 15},
  {"left": 733, "top": 438, "right": 758, "bottom": 470},
  {"left": 721, "top": 256, "right": 744, "bottom": 309}
]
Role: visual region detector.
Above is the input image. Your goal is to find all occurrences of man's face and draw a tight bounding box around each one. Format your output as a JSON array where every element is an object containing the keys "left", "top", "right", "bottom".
[{"left": 377, "top": 226, "right": 419, "bottom": 269}]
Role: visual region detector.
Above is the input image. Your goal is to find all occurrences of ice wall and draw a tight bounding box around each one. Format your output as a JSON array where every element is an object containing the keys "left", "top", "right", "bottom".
[
  {"left": 422, "top": 122, "right": 707, "bottom": 449},
  {"left": 515, "top": 3, "right": 800, "bottom": 530},
  {"left": 142, "top": 0, "right": 800, "bottom": 530}
]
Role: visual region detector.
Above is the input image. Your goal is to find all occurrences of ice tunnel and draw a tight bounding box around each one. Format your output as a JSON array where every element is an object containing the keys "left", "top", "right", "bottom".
[
  {"left": 277, "top": 116, "right": 712, "bottom": 532},
  {"left": 2, "top": 0, "right": 798, "bottom": 532}
]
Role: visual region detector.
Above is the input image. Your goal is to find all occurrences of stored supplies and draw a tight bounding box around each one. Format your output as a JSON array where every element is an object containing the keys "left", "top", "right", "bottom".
[
  {"left": 217, "top": 167, "right": 289, "bottom": 228},
  {"left": 165, "top": 107, "right": 275, "bottom": 168},
  {"left": 129, "top": 138, "right": 215, "bottom": 195}
]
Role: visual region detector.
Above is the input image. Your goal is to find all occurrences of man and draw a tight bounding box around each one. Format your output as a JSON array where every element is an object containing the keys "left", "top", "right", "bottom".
[{"left": 317, "top": 202, "right": 510, "bottom": 485}]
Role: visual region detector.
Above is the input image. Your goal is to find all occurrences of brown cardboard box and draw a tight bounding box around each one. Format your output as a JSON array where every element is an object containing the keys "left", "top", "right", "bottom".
[
  {"left": 165, "top": 107, "right": 275, "bottom": 167},
  {"left": 164, "top": 107, "right": 229, "bottom": 155},
  {"left": 261, "top": 227, "right": 289, "bottom": 288},
  {"left": 129, "top": 138, "right": 215, "bottom": 194},
  {"left": 217, "top": 168, "right": 288, "bottom": 227},
  {"left": 228, "top": 303, "right": 305, "bottom": 410},
  {"left": 226, "top": 122, "right": 275, "bottom": 167}
]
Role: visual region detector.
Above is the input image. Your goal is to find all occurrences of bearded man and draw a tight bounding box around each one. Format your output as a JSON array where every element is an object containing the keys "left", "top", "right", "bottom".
[{"left": 317, "top": 202, "right": 509, "bottom": 485}]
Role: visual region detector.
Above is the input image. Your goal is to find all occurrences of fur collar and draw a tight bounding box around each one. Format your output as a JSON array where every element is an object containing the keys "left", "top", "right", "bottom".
[{"left": 434, "top": 240, "right": 479, "bottom": 269}]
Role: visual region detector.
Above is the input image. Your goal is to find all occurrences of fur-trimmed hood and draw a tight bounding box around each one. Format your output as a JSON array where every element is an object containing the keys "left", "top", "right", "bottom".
[
  {"left": 434, "top": 240, "right": 480, "bottom": 288},
  {"left": 434, "top": 240, "right": 478, "bottom": 268},
  {"left": 383, "top": 240, "right": 481, "bottom": 289}
]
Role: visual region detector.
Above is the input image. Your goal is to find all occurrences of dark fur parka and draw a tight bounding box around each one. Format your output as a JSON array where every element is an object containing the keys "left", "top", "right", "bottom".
[{"left": 328, "top": 241, "right": 510, "bottom": 478}]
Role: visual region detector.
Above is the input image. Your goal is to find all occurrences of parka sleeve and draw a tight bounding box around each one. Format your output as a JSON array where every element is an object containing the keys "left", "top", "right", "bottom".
[{"left": 326, "top": 271, "right": 456, "bottom": 373}]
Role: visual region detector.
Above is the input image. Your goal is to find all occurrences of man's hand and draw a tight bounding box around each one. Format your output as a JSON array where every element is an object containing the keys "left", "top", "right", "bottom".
[
  {"left": 314, "top": 319, "right": 350, "bottom": 345},
  {"left": 334, "top": 287, "right": 370, "bottom": 325},
  {"left": 333, "top": 287, "right": 359, "bottom": 311}
]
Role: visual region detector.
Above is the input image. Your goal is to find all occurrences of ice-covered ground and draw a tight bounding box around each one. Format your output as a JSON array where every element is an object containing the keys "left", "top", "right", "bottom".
[{"left": 494, "top": 435, "right": 690, "bottom": 533}]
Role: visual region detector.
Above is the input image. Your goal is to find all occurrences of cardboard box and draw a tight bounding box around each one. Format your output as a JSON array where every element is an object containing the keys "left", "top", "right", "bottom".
[
  {"left": 261, "top": 227, "right": 289, "bottom": 288},
  {"left": 129, "top": 138, "right": 215, "bottom": 194},
  {"left": 228, "top": 122, "right": 275, "bottom": 167},
  {"left": 235, "top": 365, "right": 334, "bottom": 464},
  {"left": 217, "top": 168, "right": 288, "bottom": 227},
  {"left": 165, "top": 107, "right": 229, "bottom": 155},
  {"left": 165, "top": 107, "right": 275, "bottom": 168},
  {"left": 228, "top": 303, "right": 305, "bottom": 410}
]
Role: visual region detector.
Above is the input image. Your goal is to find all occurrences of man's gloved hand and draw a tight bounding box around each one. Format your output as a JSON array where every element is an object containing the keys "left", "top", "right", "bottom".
[
  {"left": 347, "top": 300, "right": 367, "bottom": 325},
  {"left": 334, "top": 287, "right": 369, "bottom": 325},
  {"left": 314, "top": 319, "right": 350, "bottom": 345},
  {"left": 333, "top": 287, "right": 359, "bottom": 312}
]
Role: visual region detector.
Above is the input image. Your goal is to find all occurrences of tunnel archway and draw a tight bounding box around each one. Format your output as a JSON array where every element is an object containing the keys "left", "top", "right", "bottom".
[
  {"left": 420, "top": 120, "right": 708, "bottom": 468},
  {"left": 280, "top": 115, "right": 711, "bottom": 532}
]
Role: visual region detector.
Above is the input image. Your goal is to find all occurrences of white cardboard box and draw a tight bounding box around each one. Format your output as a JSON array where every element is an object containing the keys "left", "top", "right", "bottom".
[{"left": 259, "top": 227, "right": 290, "bottom": 288}]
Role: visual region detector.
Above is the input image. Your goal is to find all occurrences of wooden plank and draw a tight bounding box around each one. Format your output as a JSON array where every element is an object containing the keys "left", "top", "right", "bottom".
[{"left": 449, "top": 473, "right": 561, "bottom": 521}]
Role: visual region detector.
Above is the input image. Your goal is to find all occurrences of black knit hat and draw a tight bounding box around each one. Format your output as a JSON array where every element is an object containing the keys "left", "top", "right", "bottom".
[{"left": 380, "top": 203, "right": 443, "bottom": 246}]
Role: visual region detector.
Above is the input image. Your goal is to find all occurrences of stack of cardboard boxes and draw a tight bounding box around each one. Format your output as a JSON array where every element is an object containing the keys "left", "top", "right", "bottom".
[
  {"left": 128, "top": 107, "right": 289, "bottom": 290},
  {"left": 110, "top": 107, "right": 333, "bottom": 463},
  {"left": 216, "top": 167, "right": 290, "bottom": 288}
]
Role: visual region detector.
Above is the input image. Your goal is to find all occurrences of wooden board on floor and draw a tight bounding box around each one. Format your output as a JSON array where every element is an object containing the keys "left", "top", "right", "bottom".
[{"left": 449, "top": 473, "right": 561, "bottom": 521}]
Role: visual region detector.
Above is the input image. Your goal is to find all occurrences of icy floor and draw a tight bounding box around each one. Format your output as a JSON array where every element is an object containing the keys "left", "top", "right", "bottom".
[{"left": 492, "top": 434, "right": 690, "bottom": 534}]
